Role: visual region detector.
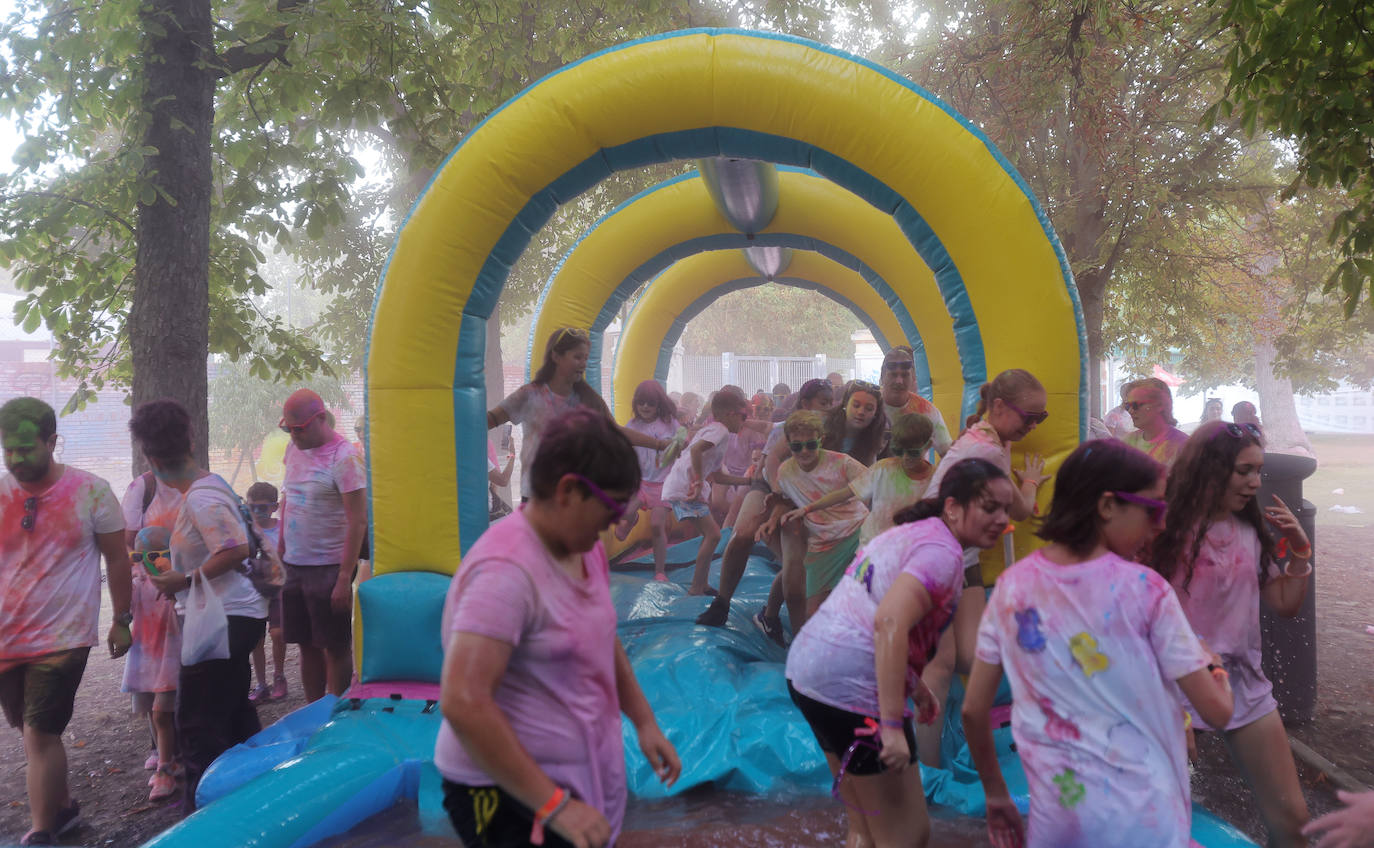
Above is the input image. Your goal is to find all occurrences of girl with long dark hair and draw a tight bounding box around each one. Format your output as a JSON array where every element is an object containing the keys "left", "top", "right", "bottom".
[
  {"left": 1150, "top": 421, "right": 1313, "bottom": 847},
  {"left": 822, "top": 380, "right": 886, "bottom": 466},
  {"left": 785, "top": 458, "right": 1014, "bottom": 848},
  {"left": 963, "top": 440, "right": 1232, "bottom": 848}
]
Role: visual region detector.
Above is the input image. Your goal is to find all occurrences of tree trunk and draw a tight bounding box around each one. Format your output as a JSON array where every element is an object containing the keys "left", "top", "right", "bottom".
[
  {"left": 129, "top": 0, "right": 215, "bottom": 472},
  {"left": 1253, "top": 339, "right": 1313, "bottom": 457},
  {"left": 1076, "top": 267, "right": 1107, "bottom": 419}
]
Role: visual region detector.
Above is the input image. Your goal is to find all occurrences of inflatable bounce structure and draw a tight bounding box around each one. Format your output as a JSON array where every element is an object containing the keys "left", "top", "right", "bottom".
[{"left": 140, "top": 28, "right": 1257, "bottom": 847}]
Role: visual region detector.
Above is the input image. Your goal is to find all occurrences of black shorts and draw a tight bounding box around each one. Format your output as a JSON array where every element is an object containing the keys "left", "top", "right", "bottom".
[
  {"left": 441, "top": 780, "right": 577, "bottom": 848},
  {"left": 787, "top": 681, "right": 916, "bottom": 776},
  {"left": 750, "top": 477, "right": 772, "bottom": 496}
]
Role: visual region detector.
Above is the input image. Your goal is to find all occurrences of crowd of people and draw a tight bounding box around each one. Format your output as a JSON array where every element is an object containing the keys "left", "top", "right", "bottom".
[
  {"left": 2, "top": 323, "right": 1369, "bottom": 847},
  {"left": 449, "top": 327, "right": 1367, "bottom": 848},
  {"left": 1, "top": 389, "right": 365, "bottom": 845}
]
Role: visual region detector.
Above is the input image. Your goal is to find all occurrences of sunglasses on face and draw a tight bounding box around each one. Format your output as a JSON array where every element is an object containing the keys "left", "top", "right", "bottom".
[
  {"left": 890, "top": 446, "right": 930, "bottom": 458},
  {"left": 21, "top": 496, "right": 37, "bottom": 531},
  {"left": 131, "top": 550, "right": 171, "bottom": 564},
  {"left": 1004, "top": 399, "right": 1049, "bottom": 425},
  {"left": 278, "top": 412, "right": 322, "bottom": 434},
  {"left": 1218, "top": 421, "right": 1263, "bottom": 440},
  {"left": 1113, "top": 491, "right": 1168, "bottom": 523},
  {"left": 571, "top": 473, "right": 628, "bottom": 522},
  {"left": 248, "top": 503, "right": 278, "bottom": 513},
  {"left": 1122, "top": 401, "right": 1154, "bottom": 413},
  {"left": 789, "top": 440, "right": 821, "bottom": 453}
]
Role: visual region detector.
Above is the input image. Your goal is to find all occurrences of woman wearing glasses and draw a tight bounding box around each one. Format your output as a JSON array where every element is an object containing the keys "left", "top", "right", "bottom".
[
  {"left": 963, "top": 440, "right": 1233, "bottom": 848},
  {"left": 917, "top": 368, "right": 1049, "bottom": 767},
  {"left": 437, "top": 409, "right": 679, "bottom": 848},
  {"left": 1122, "top": 377, "right": 1189, "bottom": 467},
  {"left": 784, "top": 458, "right": 1014, "bottom": 848},
  {"left": 1150, "top": 421, "right": 1313, "bottom": 847}
]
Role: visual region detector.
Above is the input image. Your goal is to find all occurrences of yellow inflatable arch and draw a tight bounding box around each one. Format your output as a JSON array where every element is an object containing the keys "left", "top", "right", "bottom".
[
  {"left": 367, "top": 28, "right": 1085, "bottom": 577},
  {"left": 612, "top": 249, "right": 906, "bottom": 420},
  {"left": 529, "top": 168, "right": 954, "bottom": 418}
]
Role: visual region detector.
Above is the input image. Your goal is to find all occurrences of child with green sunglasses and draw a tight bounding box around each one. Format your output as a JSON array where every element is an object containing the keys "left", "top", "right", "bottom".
[
  {"left": 758, "top": 410, "right": 870, "bottom": 615},
  {"left": 781, "top": 413, "right": 936, "bottom": 548}
]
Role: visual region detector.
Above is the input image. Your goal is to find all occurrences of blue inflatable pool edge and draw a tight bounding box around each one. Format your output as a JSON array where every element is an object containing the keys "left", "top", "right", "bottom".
[{"left": 143, "top": 540, "right": 1257, "bottom": 847}]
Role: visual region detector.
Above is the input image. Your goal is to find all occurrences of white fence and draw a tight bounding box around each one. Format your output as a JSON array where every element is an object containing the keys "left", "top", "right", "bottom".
[{"left": 673, "top": 353, "right": 856, "bottom": 398}]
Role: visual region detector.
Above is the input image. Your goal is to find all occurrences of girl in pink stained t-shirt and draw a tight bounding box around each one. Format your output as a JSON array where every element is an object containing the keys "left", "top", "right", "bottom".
[
  {"left": 784, "top": 457, "right": 1015, "bottom": 848},
  {"left": 436, "top": 410, "right": 679, "bottom": 848},
  {"left": 964, "top": 439, "right": 1233, "bottom": 848},
  {"left": 614, "top": 380, "right": 681, "bottom": 582},
  {"left": 919, "top": 368, "right": 1050, "bottom": 767},
  {"left": 1150, "top": 421, "right": 1314, "bottom": 847}
]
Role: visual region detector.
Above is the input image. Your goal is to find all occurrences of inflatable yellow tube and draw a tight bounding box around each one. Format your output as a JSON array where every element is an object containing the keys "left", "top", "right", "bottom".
[
  {"left": 532, "top": 169, "right": 963, "bottom": 425},
  {"left": 611, "top": 249, "right": 908, "bottom": 421},
  {"left": 367, "top": 29, "right": 1083, "bottom": 577}
]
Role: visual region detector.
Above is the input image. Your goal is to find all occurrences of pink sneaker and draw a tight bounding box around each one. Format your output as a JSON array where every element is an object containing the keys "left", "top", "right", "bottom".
[
  {"left": 144, "top": 751, "right": 159, "bottom": 770},
  {"left": 248, "top": 683, "right": 271, "bottom": 703},
  {"left": 270, "top": 674, "right": 287, "bottom": 700},
  {"left": 149, "top": 767, "right": 176, "bottom": 802}
]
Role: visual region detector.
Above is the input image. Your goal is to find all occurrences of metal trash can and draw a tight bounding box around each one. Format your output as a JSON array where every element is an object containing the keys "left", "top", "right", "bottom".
[{"left": 1257, "top": 452, "right": 1318, "bottom": 726}]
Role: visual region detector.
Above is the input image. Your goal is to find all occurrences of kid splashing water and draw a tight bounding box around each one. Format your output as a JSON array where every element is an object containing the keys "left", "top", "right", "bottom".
[
  {"left": 616, "top": 380, "right": 680, "bottom": 581},
  {"left": 1151, "top": 421, "right": 1313, "bottom": 847},
  {"left": 121, "top": 526, "right": 181, "bottom": 802},
  {"left": 782, "top": 412, "right": 937, "bottom": 547},
  {"left": 785, "top": 458, "right": 1015, "bottom": 848},
  {"left": 963, "top": 440, "right": 1234, "bottom": 848}
]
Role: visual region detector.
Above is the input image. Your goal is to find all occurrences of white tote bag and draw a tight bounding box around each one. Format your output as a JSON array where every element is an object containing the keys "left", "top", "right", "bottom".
[{"left": 181, "top": 572, "right": 230, "bottom": 665}]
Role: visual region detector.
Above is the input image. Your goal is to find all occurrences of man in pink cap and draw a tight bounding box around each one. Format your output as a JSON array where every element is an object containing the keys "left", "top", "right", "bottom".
[{"left": 278, "top": 390, "right": 367, "bottom": 701}]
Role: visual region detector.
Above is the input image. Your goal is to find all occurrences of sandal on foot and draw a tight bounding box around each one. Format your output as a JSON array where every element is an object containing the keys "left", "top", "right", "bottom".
[
  {"left": 20, "top": 831, "right": 56, "bottom": 846},
  {"left": 149, "top": 766, "right": 177, "bottom": 802},
  {"left": 53, "top": 801, "right": 80, "bottom": 837}
]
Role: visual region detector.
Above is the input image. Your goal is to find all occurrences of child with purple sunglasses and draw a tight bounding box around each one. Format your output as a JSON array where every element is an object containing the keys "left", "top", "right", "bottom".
[{"left": 964, "top": 439, "right": 1233, "bottom": 848}]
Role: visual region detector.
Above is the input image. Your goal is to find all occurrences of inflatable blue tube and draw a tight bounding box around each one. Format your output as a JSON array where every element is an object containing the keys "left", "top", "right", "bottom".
[{"left": 146, "top": 539, "right": 1256, "bottom": 848}]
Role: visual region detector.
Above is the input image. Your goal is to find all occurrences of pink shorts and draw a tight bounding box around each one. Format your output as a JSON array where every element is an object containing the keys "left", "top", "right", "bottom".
[{"left": 638, "top": 480, "right": 666, "bottom": 511}]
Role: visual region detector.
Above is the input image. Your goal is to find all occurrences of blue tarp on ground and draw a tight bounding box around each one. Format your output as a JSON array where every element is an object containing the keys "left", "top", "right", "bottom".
[{"left": 142, "top": 533, "right": 1255, "bottom": 847}]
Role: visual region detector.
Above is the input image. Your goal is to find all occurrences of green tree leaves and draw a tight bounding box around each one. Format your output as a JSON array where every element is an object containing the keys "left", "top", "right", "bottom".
[{"left": 1214, "top": 0, "right": 1374, "bottom": 315}]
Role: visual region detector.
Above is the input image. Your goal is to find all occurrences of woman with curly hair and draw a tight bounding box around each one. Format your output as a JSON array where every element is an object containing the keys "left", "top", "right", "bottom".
[{"left": 1151, "top": 421, "right": 1312, "bottom": 847}]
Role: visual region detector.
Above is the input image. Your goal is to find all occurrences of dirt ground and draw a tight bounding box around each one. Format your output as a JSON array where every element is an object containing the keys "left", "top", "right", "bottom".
[{"left": 4, "top": 437, "right": 1372, "bottom": 847}]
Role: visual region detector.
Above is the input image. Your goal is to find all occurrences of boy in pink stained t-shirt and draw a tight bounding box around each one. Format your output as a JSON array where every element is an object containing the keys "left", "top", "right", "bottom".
[
  {"left": 436, "top": 409, "right": 678, "bottom": 848},
  {"left": 763, "top": 410, "right": 869, "bottom": 614}
]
